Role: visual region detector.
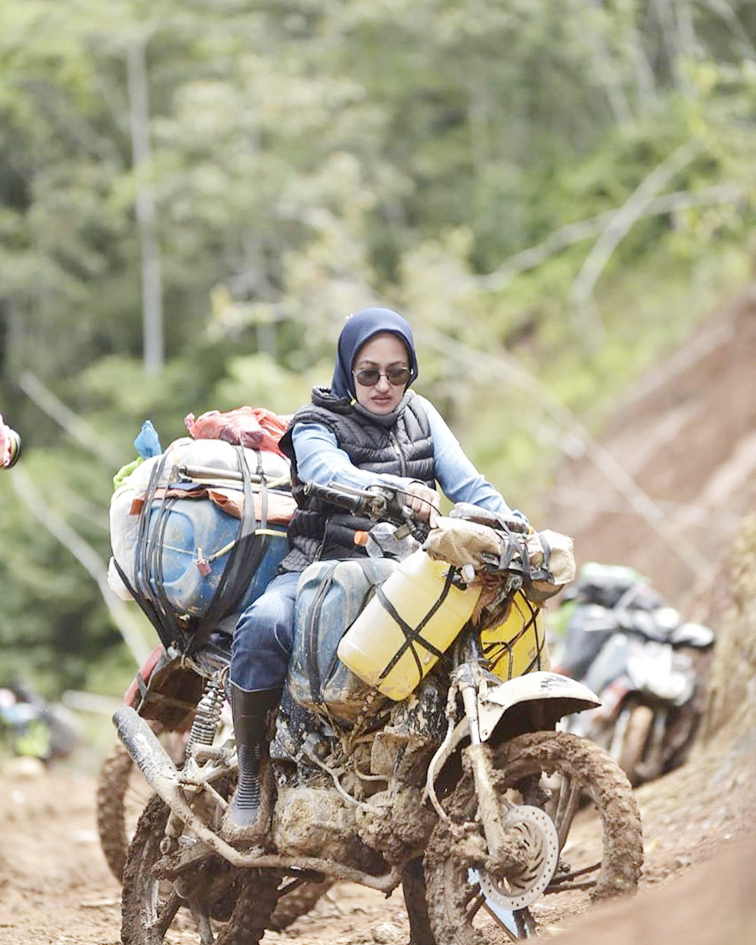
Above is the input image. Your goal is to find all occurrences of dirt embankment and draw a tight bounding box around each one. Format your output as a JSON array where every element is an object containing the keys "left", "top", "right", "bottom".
[
  {"left": 533, "top": 283, "right": 756, "bottom": 945},
  {"left": 700, "top": 509, "right": 756, "bottom": 741},
  {"left": 540, "top": 283, "right": 756, "bottom": 609},
  {"left": 543, "top": 834, "right": 756, "bottom": 945}
]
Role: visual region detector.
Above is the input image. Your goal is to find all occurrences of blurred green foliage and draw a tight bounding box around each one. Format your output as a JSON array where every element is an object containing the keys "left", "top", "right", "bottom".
[{"left": 1, "top": 0, "right": 755, "bottom": 701}]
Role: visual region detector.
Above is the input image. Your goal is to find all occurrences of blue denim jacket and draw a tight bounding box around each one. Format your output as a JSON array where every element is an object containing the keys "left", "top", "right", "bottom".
[{"left": 292, "top": 393, "right": 521, "bottom": 519}]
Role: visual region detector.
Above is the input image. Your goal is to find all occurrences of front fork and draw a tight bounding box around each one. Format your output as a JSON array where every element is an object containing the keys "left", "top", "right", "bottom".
[
  {"left": 454, "top": 666, "right": 526, "bottom": 875},
  {"left": 425, "top": 661, "right": 508, "bottom": 824}
]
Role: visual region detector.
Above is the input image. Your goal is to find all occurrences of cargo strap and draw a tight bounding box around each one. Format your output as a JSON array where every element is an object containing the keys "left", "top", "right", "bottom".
[
  {"left": 375, "top": 567, "right": 457, "bottom": 685},
  {"left": 186, "top": 446, "right": 270, "bottom": 656},
  {"left": 492, "top": 527, "right": 553, "bottom": 588},
  {"left": 482, "top": 594, "right": 546, "bottom": 680},
  {"left": 134, "top": 453, "right": 184, "bottom": 649},
  {"left": 304, "top": 562, "right": 340, "bottom": 709}
]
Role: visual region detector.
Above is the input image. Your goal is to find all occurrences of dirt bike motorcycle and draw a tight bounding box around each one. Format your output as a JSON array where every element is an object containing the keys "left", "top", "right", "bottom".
[
  {"left": 564, "top": 606, "right": 714, "bottom": 787},
  {"left": 115, "top": 482, "right": 643, "bottom": 944}
]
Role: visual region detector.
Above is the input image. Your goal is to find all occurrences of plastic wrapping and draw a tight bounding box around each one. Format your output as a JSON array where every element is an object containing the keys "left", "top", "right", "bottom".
[
  {"left": 184, "top": 406, "right": 290, "bottom": 457},
  {"left": 424, "top": 517, "right": 575, "bottom": 601}
]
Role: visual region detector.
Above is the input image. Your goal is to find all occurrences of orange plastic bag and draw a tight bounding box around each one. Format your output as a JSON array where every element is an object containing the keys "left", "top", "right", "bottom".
[{"left": 184, "top": 406, "right": 291, "bottom": 458}]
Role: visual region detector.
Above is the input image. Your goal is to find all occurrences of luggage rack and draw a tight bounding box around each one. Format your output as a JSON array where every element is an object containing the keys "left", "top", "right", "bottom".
[{"left": 176, "top": 462, "right": 291, "bottom": 492}]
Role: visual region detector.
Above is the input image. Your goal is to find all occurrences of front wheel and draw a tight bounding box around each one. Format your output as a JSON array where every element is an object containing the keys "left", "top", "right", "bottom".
[
  {"left": 423, "top": 730, "right": 643, "bottom": 944},
  {"left": 616, "top": 704, "right": 655, "bottom": 786}
]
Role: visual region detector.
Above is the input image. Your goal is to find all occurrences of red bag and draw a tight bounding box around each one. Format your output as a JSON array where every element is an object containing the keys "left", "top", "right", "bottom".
[{"left": 184, "top": 406, "right": 291, "bottom": 458}]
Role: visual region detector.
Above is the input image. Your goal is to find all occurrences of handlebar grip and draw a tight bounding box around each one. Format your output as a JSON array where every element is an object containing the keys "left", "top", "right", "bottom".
[{"left": 303, "top": 481, "right": 368, "bottom": 515}]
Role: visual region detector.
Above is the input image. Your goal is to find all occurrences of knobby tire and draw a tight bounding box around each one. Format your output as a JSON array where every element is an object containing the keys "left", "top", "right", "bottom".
[
  {"left": 121, "top": 794, "right": 281, "bottom": 945},
  {"left": 423, "top": 730, "right": 643, "bottom": 945}
]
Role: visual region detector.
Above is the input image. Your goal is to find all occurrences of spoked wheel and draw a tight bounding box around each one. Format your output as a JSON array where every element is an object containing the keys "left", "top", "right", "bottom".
[
  {"left": 121, "top": 794, "right": 281, "bottom": 945},
  {"left": 423, "top": 731, "right": 643, "bottom": 944},
  {"left": 99, "top": 737, "right": 331, "bottom": 932},
  {"left": 97, "top": 740, "right": 141, "bottom": 880}
]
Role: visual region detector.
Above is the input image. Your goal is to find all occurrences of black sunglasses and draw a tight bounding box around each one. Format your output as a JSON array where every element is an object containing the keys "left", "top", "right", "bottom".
[{"left": 352, "top": 366, "right": 412, "bottom": 387}]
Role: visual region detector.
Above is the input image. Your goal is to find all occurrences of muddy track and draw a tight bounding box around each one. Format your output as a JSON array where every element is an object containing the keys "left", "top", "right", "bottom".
[{"left": 0, "top": 708, "right": 753, "bottom": 945}]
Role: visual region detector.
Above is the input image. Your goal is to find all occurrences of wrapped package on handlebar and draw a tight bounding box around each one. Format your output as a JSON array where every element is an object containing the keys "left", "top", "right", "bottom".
[{"left": 423, "top": 516, "right": 575, "bottom": 602}]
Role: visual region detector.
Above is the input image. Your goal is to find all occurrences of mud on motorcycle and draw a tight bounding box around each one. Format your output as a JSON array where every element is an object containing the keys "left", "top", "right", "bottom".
[
  {"left": 96, "top": 644, "right": 333, "bottom": 932},
  {"left": 114, "top": 482, "right": 644, "bottom": 944}
]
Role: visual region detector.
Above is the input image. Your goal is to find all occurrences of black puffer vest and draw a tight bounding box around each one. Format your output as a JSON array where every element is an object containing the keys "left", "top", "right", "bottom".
[{"left": 279, "top": 389, "right": 436, "bottom": 571}]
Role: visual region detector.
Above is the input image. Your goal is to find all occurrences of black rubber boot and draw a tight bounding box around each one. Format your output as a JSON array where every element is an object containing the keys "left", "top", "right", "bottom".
[{"left": 223, "top": 684, "right": 281, "bottom": 842}]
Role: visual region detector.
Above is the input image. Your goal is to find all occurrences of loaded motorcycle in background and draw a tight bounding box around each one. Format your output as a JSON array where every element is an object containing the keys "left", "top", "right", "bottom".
[
  {"left": 553, "top": 562, "right": 715, "bottom": 787},
  {"left": 109, "top": 444, "right": 643, "bottom": 945},
  {"left": 560, "top": 605, "right": 714, "bottom": 787}
]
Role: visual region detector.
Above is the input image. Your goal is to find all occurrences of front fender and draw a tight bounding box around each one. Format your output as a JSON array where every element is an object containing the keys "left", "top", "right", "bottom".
[
  {"left": 423, "top": 671, "right": 602, "bottom": 807},
  {"left": 478, "top": 671, "right": 600, "bottom": 741}
]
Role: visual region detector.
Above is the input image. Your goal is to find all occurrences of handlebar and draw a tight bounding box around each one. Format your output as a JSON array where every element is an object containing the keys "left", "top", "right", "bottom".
[
  {"left": 303, "top": 482, "right": 535, "bottom": 553},
  {"left": 303, "top": 481, "right": 408, "bottom": 521},
  {"left": 303, "top": 481, "right": 429, "bottom": 542}
]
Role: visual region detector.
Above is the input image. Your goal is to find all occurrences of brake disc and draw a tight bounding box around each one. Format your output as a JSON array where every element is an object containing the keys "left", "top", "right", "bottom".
[{"left": 478, "top": 805, "right": 560, "bottom": 910}]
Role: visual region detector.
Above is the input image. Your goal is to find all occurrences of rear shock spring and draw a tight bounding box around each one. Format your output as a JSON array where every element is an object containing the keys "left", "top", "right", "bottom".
[{"left": 185, "top": 678, "right": 225, "bottom": 756}]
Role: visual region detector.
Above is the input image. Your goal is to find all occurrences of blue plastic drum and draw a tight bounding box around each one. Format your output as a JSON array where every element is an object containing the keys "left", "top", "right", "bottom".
[{"left": 138, "top": 498, "right": 288, "bottom": 617}]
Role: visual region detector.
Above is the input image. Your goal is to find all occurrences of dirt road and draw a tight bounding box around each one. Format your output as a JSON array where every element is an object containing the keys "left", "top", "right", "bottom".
[{"left": 1, "top": 705, "right": 754, "bottom": 945}]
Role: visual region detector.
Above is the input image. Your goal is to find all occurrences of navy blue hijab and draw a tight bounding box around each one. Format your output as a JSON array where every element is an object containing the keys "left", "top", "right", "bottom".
[{"left": 331, "top": 308, "right": 418, "bottom": 400}]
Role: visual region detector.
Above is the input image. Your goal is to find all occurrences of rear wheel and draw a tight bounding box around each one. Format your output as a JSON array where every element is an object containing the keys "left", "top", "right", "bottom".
[
  {"left": 121, "top": 793, "right": 281, "bottom": 945},
  {"left": 97, "top": 739, "right": 163, "bottom": 881},
  {"left": 402, "top": 858, "right": 437, "bottom": 945},
  {"left": 423, "top": 731, "right": 643, "bottom": 944},
  {"left": 269, "top": 876, "right": 336, "bottom": 932},
  {"left": 104, "top": 741, "right": 335, "bottom": 934}
]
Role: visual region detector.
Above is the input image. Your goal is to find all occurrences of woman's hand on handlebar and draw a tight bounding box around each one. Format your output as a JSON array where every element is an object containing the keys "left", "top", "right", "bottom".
[
  {"left": 303, "top": 479, "right": 440, "bottom": 529},
  {"left": 401, "top": 482, "right": 441, "bottom": 527}
]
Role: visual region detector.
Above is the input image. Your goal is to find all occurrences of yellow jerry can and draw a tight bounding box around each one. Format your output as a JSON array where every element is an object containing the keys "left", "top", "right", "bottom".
[{"left": 337, "top": 549, "right": 482, "bottom": 701}]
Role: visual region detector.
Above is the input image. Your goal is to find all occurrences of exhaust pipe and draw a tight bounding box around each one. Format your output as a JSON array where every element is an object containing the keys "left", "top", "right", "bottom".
[
  {"left": 113, "top": 710, "right": 407, "bottom": 885},
  {"left": 113, "top": 706, "right": 256, "bottom": 868},
  {"left": 113, "top": 706, "right": 179, "bottom": 789},
  {"left": 114, "top": 706, "right": 228, "bottom": 853}
]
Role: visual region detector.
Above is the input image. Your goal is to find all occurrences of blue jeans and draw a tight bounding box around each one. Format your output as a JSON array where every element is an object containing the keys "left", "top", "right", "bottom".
[{"left": 230, "top": 571, "right": 300, "bottom": 692}]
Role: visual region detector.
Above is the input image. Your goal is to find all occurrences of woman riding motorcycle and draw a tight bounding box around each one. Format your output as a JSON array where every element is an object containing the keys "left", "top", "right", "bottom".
[{"left": 225, "top": 307, "right": 527, "bottom": 838}]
